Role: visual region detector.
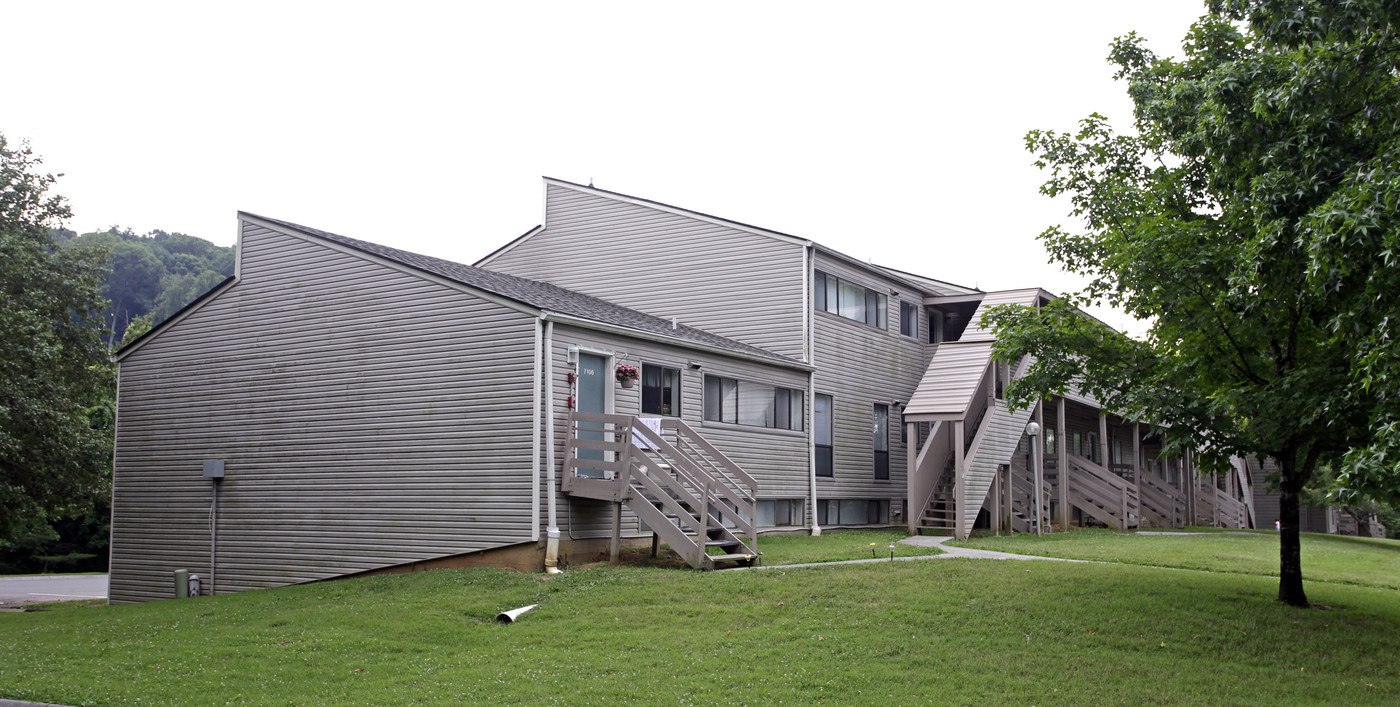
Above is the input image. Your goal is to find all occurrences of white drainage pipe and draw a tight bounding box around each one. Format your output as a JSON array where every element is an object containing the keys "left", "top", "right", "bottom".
[{"left": 496, "top": 604, "right": 538, "bottom": 623}]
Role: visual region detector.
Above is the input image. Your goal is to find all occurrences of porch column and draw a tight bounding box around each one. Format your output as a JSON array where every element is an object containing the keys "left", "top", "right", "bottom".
[
  {"left": 1132, "top": 422, "right": 1141, "bottom": 484},
  {"left": 954, "top": 419, "right": 966, "bottom": 540},
  {"left": 1098, "top": 412, "right": 1110, "bottom": 470},
  {"left": 1057, "top": 397, "right": 1069, "bottom": 528},
  {"left": 991, "top": 468, "right": 1001, "bottom": 536},
  {"left": 1005, "top": 463, "right": 1014, "bottom": 533},
  {"left": 906, "top": 421, "right": 918, "bottom": 535},
  {"left": 1034, "top": 401, "right": 1045, "bottom": 534}
]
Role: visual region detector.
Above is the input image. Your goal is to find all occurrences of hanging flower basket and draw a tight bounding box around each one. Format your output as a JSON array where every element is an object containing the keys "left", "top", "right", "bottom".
[{"left": 616, "top": 364, "right": 639, "bottom": 388}]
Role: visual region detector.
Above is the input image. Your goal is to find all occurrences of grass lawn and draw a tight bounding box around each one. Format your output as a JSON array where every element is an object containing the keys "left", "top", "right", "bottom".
[
  {"left": 950, "top": 529, "right": 1400, "bottom": 590},
  {"left": 748, "top": 528, "right": 941, "bottom": 565},
  {"left": 3, "top": 556, "right": 1398, "bottom": 705}
]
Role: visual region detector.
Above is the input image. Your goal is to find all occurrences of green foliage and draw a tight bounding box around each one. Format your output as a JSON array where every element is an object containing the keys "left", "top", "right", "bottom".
[
  {"left": 0, "top": 134, "right": 113, "bottom": 550},
  {"left": 987, "top": 0, "right": 1400, "bottom": 605},
  {"left": 3, "top": 562, "right": 1398, "bottom": 704},
  {"left": 66, "top": 226, "right": 234, "bottom": 344}
]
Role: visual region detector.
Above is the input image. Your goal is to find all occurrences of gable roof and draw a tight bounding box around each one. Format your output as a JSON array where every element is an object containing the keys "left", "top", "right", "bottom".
[{"left": 241, "top": 214, "right": 804, "bottom": 367}]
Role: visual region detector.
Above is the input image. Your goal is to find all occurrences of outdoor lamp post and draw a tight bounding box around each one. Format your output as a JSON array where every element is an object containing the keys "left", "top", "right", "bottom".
[{"left": 1027, "top": 421, "right": 1044, "bottom": 537}]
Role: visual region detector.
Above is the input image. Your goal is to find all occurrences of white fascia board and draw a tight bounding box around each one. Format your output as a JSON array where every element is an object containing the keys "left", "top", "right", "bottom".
[
  {"left": 924, "top": 293, "right": 987, "bottom": 307},
  {"left": 241, "top": 214, "right": 542, "bottom": 319},
  {"left": 902, "top": 412, "right": 966, "bottom": 422},
  {"left": 472, "top": 224, "right": 544, "bottom": 267},
  {"left": 542, "top": 178, "right": 813, "bottom": 248},
  {"left": 874, "top": 263, "right": 980, "bottom": 295},
  {"left": 540, "top": 312, "right": 815, "bottom": 373},
  {"left": 113, "top": 277, "right": 238, "bottom": 362}
]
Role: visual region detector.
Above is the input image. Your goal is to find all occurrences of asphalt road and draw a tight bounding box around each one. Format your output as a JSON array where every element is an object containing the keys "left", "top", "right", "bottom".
[{"left": 0, "top": 574, "right": 107, "bottom": 607}]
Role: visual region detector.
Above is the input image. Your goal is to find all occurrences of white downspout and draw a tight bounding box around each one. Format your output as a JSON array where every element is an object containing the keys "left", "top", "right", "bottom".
[
  {"left": 806, "top": 244, "right": 821, "bottom": 536},
  {"left": 543, "top": 319, "right": 562, "bottom": 573}
]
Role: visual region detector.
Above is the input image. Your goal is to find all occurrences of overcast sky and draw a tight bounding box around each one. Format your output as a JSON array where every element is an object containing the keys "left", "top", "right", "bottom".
[{"left": 7, "top": 1, "right": 1208, "bottom": 335}]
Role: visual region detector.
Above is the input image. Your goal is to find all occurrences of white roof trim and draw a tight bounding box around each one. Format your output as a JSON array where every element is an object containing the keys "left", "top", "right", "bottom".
[{"left": 113, "top": 276, "right": 238, "bottom": 362}]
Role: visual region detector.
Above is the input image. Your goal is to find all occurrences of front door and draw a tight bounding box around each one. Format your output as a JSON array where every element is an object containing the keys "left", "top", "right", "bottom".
[{"left": 576, "top": 353, "right": 611, "bottom": 477}]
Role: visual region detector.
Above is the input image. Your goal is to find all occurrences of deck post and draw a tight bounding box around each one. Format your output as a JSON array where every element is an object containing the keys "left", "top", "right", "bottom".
[
  {"left": 1098, "top": 412, "right": 1110, "bottom": 471},
  {"left": 906, "top": 421, "right": 919, "bottom": 535},
  {"left": 1057, "top": 398, "right": 1069, "bottom": 529},
  {"left": 1132, "top": 422, "right": 1141, "bottom": 486},
  {"left": 992, "top": 470, "right": 1001, "bottom": 535},
  {"left": 953, "top": 419, "right": 966, "bottom": 540},
  {"left": 697, "top": 480, "right": 711, "bottom": 567},
  {"left": 1034, "top": 401, "right": 1045, "bottom": 535},
  {"left": 609, "top": 502, "right": 622, "bottom": 565},
  {"left": 1005, "top": 462, "right": 1014, "bottom": 533}
]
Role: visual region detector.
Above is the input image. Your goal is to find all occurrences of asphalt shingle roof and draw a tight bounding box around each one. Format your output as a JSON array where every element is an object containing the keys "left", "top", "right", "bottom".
[{"left": 246, "top": 213, "right": 800, "bottom": 365}]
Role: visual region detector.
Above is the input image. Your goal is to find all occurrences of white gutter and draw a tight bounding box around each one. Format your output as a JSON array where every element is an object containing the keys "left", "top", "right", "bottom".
[
  {"left": 543, "top": 320, "right": 561, "bottom": 573},
  {"left": 539, "top": 312, "right": 815, "bottom": 373}
]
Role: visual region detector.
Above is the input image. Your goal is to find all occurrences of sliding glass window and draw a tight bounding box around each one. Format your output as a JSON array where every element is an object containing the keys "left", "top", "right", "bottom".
[{"left": 704, "top": 375, "right": 803, "bottom": 432}]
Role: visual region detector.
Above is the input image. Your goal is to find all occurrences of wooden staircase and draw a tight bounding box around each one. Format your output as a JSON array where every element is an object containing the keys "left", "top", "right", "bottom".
[
  {"left": 1064, "top": 454, "right": 1140, "bottom": 530},
  {"left": 1009, "top": 464, "right": 1052, "bottom": 533},
  {"left": 1137, "top": 472, "right": 1187, "bottom": 528},
  {"left": 562, "top": 412, "right": 758, "bottom": 570}
]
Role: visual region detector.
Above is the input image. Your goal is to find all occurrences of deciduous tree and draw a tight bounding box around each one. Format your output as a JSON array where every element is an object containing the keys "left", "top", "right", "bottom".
[
  {"left": 0, "top": 134, "right": 112, "bottom": 547},
  {"left": 987, "top": 0, "right": 1400, "bottom": 606}
]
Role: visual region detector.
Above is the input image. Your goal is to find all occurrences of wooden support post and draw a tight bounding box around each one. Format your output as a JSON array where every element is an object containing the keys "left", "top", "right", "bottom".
[
  {"left": 609, "top": 502, "right": 622, "bottom": 565},
  {"left": 651, "top": 532, "right": 660, "bottom": 558},
  {"left": 954, "top": 419, "right": 966, "bottom": 539},
  {"left": 906, "top": 422, "right": 919, "bottom": 535},
  {"left": 1057, "top": 397, "right": 1069, "bottom": 529},
  {"left": 1005, "top": 463, "right": 1014, "bottom": 533},
  {"left": 1034, "top": 401, "right": 1045, "bottom": 535},
  {"left": 992, "top": 470, "right": 1001, "bottom": 536},
  {"left": 1132, "top": 422, "right": 1141, "bottom": 486},
  {"left": 1098, "top": 412, "right": 1110, "bottom": 471}
]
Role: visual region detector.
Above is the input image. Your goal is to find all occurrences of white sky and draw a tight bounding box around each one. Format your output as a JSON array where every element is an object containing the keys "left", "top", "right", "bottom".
[{"left": 6, "top": 1, "right": 1207, "bottom": 335}]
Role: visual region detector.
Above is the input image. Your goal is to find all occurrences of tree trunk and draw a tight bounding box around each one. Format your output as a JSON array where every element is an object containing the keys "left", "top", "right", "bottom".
[{"left": 1276, "top": 452, "right": 1309, "bottom": 607}]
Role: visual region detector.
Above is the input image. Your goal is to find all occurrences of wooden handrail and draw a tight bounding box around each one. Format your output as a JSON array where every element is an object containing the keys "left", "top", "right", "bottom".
[{"left": 661, "top": 418, "right": 758, "bottom": 490}]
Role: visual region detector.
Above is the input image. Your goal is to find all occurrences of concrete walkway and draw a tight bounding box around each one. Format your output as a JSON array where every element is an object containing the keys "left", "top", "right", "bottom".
[
  {"left": 899, "top": 534, "right": 1095, "bottom": 562},
  {"left": 726, "top": 535, "right": 1093, "bottom": 571},
  {"left": 0, "top": 574, "right": 107, "bottom": 608}
]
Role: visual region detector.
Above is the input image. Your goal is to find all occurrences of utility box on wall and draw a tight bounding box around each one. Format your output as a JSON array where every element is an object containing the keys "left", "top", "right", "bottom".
[{"left": 202, "top": 459, "right": 225, "bottom": 478}]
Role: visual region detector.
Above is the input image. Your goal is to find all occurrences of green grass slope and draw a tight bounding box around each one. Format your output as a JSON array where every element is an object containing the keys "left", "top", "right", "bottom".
[{"left": 3, "top": 557, "right": 1397, "bottom": 705}]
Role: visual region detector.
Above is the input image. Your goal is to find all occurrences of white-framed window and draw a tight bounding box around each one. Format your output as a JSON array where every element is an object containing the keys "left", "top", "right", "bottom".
[
  {"left": 900, "top": 301, "right": 919, "bottom": 338},
  {"left": 703, "top": 375, "right": 804, "bottom": 431},
  {"left": 814, "top": 270, "right": 887, "bottom": 329},
  {"left": 641, "top": 364, "right": 680, "bottom": 416}
]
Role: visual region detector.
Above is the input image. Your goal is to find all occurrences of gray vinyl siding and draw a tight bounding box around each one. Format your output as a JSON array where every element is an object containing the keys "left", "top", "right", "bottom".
[
  {"left": 485, "top": 184, "right": 807, "bottom": 360},
  {"left": 110, "top": 223, "right": 539, "bottom": 603},
  {"left": 1248, "top": 457, "right": 1331, "bottom": 533},
  {"left": 811, "top": 253, "right": 931, "bottom": 507},
  {"left": 543, "top": 325, "right": 811, "bottom": 539}
]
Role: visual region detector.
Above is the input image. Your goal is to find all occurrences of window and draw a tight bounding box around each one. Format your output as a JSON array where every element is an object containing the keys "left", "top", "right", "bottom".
[
  {"left": 703, "top": 375, "right": 803, "bottom": 431},
  {"left": 1045, "top": 427, "right": 1057, "bottom": 456},
  {"left": 815, "top": 394, "right": 833, "bottom": 477},
  {"left": 755, "top": 499, "right": 804, "bottom": 527},
  {"left": 873, "top": 404, "right": 890, "bottom": 480},
  {"left": 900, "top": 301, "right": 919, "bottom": 337},
  {"left": 817, "top": 499, "right": 890, "bottom": 525},
  {"left": 814, "top": 270, "right": 886, "bottom": 329},
  {"left": 641, "top": 364, "right": 680, "bottom": 416}
]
